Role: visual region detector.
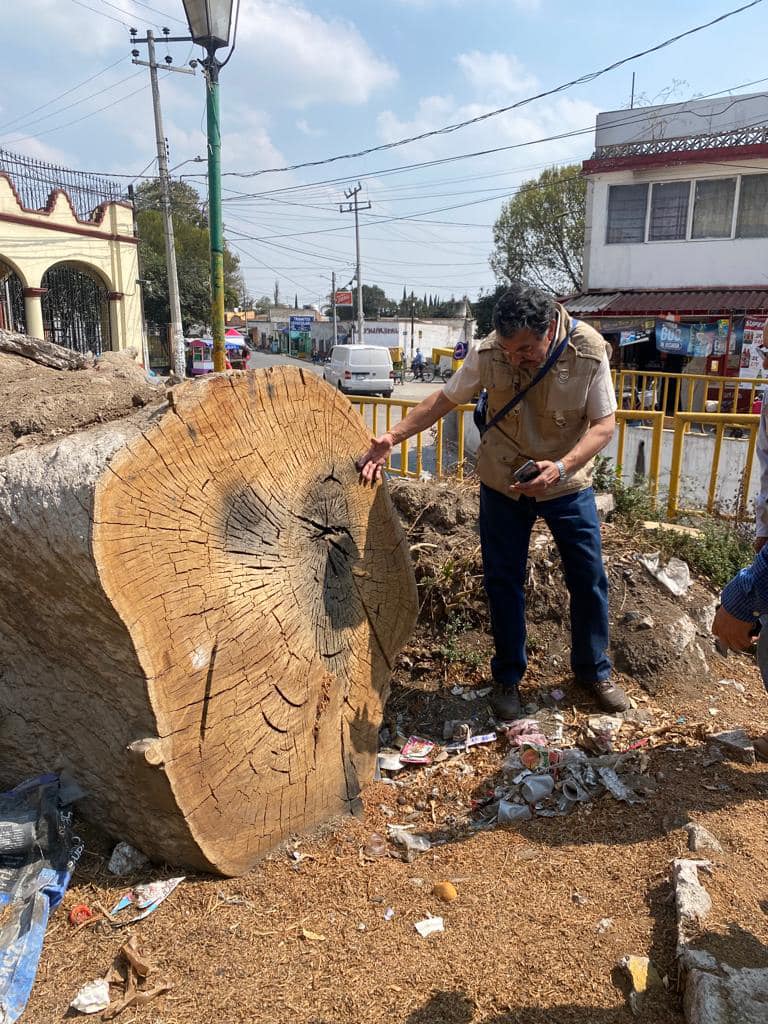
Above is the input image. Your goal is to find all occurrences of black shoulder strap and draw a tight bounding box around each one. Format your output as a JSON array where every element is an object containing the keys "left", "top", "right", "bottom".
[{"left": 483, "top": 320, "right": 579, "bottom": 435}]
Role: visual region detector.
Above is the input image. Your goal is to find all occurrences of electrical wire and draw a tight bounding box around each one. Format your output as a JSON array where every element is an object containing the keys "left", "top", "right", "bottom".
[
  {"left": 199, "top": 0, "right": 767, "bottom": 178},
  {"left": 0, "top": 57, "right": 129, "bottom": 136}
]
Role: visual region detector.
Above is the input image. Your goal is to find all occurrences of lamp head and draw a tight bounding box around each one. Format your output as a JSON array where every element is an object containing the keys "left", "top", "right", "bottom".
[{"left": 181, "top": 0, "right": 234, "bottom": 50}]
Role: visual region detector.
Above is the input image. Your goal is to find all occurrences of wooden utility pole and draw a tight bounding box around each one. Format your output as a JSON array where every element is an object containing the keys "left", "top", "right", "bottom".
[
  {"left": 131, "top": 29, "right": 195, "bottom": 378},
  {"left": 339, "top": 183, "right": 371, "bottom": 345}
]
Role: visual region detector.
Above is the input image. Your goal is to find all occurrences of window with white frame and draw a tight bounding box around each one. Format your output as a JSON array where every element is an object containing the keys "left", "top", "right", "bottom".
[
  {"left": 736, "top": 173, "right": 768, "bottom": 237},
  {"left": 648, "top": 181, "right": 689, "bottom": 241},
  {"left": 606, "top": 184, "right": 648, "bottom": 243},
  {"left": 691, "top": 178, "right": 736, "bottom": 239},
  {"left": 606, "top": 172, "right": 768, "bottom": 243}
]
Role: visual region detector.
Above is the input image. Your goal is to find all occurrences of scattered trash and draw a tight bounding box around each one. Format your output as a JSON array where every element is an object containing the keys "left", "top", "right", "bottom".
[
  {"left": 399, "top": 736, "right": 437, "bottom": 765},
  {"left": 432, "top": 881, "right": 458, "bottom": 903},
  {"left": 377, "top": 751, "right": 405, "bottom": 772},
  {"left": 70, "top": 978, "right": 110, "bottom": 1015},
  {"left": 300, "top": 928, "right": 326, "bottom": 942},
  {"left": 505, "top": 719, "right": 548, "bottom": 748},
  {"left": 709, "top": 729, "right": 756, "bottom": 765},
  {"left": 708, "top": 708, "right": 718, "bottom": 717},
  {"left": 578, "top": 716, "right": 623, "bottom": 755},
  {"left": 445, "top": 731, "right": 497, "bottom": 752},
  {"left": 356, "top": 922, "right": 366, "bottom": 932},
  {"left": 683, "top": 822, "right": 723, "bottom": 855},
  {"left": 572, "top": 892, "right": 588, "bottom": 906},
  {"left": 460, "top": 686, "right": 492, "bottom": 702},
  {"left": 442, "top": 719, "right": 472, "bottom": 742},
  {"left": 597, "top": 918, "right": 614, "bottom": 935},
  {"left": 0, "top": 774, "right": 84, "bottom": 1024},
  {"left": 383, "top": 907, "right": 395, "bottom": 922},
  {"left": 597, "top": 767, "right": 641, "bottom": 804},
  {"left": 671, "top": 859, "right": 712, "bottom": 947},
  {"left": 617, "top": 954, "right": 663, "bottom": 1015},
  {"left": 107, "top": 841, "right": 149, "bottom": 877},
  {"left": 639, "top": 552, "right": 691, "bottom": 596},
  {"left": 414, "top": 915, "right": 444, "bottom": 938},
  {"left": 109, "top": 877, "right": 184, "bottom": 926},
  {"left": 387, "top": 826, "right": 431, "bottom": 862},
  {"left": 520, "top": 775, "right": 555, "bottom": 803},
  {"left": 550, "top": 688, "right": 566, "bottom": 702},
  {"left": 363, "top": 832, "right": 388, "bottom": 859},
  {"left": 498, "top": 800, "right": 532, "bottom": 823},
  {"left": 68, "top": 904, "right": 94, "bottom": 927}
]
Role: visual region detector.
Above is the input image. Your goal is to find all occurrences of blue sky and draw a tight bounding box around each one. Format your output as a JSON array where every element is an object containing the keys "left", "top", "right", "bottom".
[{"left": 3, "top": 0, "right": 768, "bottom": 306}]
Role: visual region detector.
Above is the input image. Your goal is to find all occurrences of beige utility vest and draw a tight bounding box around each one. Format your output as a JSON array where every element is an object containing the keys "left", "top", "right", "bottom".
[{"left": 476, "top": 309, "right": 607, "bottom": 500}]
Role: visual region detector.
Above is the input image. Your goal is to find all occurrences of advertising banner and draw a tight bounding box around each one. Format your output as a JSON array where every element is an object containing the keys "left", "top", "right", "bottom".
[
  {"left": 334, "top": 291, "right": 353, "bottom": 306},
  {"left": 738, "top": 315, "right": 768, "bottom": 386},
  {"left": 655, "top": 320, "right": 717, "bottom": 357},
  {"left": 289, "top": 315, "right": 314, "bottom": 332}
]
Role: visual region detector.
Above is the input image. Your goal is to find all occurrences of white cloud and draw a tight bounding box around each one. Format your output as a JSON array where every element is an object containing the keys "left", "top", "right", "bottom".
[
  {"left": 296, "top": 119, "right": 326, "bottom": 138},
  {"left": 237, "top": 0, "right": 398, "bottom": 108},
  {"left": 457, "top": 51, "right": 538, "bottom": 100}
]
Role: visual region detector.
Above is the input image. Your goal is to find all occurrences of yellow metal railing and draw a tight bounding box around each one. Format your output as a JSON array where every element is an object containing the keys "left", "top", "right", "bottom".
[
  {"left": 350, "top": 396, "right": 473, "bottom": 481},
  {"left": 666, "top": 412, "right": 760, "bottom": 519},
  {"left": 350, "top": 398, "right": 765, "bottom": 521},
  {"left": 350, "top": 398, "right": 666, "bottom": 497},
  {"left": 611, "top": 369, "right": 765, "bottom": 415}
]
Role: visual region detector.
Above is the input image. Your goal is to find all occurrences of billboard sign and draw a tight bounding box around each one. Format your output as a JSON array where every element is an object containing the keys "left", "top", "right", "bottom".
[
  {"left": 334, "top": 291, "right": 353, "bottom": 306},
  {"left": 289, "top": 315, "right": 313, "bottom": 333}
]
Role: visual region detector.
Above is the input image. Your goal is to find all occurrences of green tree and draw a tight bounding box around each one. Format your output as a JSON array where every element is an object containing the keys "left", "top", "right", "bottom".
[
  {"left": 134, "top": 180, "right": 246, "bottom": 332},
  {"left": 490, "top": 164, "right": 586, "bottom": 294},
  {"left": 472, "top": 284, "right": 508, "bottom": 338}
]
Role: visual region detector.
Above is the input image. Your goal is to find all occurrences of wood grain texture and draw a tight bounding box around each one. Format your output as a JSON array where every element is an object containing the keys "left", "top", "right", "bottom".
[{"left": 0, "top": 367, "right": 417, "bottom": 874}]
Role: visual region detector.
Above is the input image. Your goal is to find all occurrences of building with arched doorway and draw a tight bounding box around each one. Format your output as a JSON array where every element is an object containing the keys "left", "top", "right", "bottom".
[{"left": 0, "top": 150, "right": 142, "bottom": 356}]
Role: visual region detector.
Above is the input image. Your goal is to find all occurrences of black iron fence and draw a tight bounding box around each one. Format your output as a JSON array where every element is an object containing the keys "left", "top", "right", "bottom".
[{"left": 0, "top": 148, "right": 126, "bottom": 221}]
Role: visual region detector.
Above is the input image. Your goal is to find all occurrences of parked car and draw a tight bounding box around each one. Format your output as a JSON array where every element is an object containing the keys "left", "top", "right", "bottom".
[{"left": 323, "top": 345, "right": 394, "bottom": 396}]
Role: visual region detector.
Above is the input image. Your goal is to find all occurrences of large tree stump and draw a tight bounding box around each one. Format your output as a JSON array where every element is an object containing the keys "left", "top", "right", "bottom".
[{"left": 0, "top": 367, "right": 417, "bottom": 875}]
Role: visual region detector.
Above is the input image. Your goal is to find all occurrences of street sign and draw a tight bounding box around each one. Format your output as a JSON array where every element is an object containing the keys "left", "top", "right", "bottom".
[
  {"left": 334, "top": 291, "right": 353, "bottom": 306},
  {"left": 289, "top": 315, "right": 314, "bottom": 331}
]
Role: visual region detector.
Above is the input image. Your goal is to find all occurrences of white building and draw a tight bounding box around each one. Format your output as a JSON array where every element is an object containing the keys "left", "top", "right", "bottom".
[{"left": 568, "top": 91, "right": 768, "bottom": 374}]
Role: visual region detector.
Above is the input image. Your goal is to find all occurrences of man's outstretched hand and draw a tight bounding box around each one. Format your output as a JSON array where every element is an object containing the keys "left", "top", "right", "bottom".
[{"left": 356, "top": 433, "right": 394, "bottom": 484}]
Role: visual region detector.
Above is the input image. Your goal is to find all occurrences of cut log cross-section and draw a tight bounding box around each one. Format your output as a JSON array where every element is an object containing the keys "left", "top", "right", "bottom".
[{"left": 0, "top": 367, "right": 417, "bottom": 875}]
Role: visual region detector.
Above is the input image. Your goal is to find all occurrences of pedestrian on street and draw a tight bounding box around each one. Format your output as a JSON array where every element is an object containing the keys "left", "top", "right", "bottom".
[
  {"left": 712, "top": 323, "right": 768, "bottom": 759},
  {"left": 357, "top": 280, "right": 627, "bottom": 719},
  {"left": 412, "top": 347, "right": 425, "bottom": 381}
]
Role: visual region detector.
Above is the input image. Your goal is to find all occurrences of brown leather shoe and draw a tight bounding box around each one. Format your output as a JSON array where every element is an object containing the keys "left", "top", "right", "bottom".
[
  {"left": 755, "top": 734, "right": 768, "bottom": 761},
  {"left": 592, "top": 678, "right": 629, "bottom": 713},
  {"left": 489, "top": 685, "right": 523, "bottom": 722}
]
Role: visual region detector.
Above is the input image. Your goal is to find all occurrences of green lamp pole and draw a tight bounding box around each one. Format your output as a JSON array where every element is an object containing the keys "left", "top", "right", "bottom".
[{"left": 181, "top": 0, "right": 235, "bottom": 373}]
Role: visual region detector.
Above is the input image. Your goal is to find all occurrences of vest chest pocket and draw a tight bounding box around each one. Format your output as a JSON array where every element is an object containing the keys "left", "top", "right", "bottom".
[{"left": 529, "top": 408, "right": 587, "bottom": 459}]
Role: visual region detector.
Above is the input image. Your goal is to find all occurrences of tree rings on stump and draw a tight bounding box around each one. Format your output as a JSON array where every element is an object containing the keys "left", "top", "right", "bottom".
[{"left": 0, "top": 367, "right": 417, "bottom": 875}]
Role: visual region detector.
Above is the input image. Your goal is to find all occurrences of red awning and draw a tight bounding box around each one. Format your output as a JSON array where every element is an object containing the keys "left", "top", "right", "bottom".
[{"left": 564, "top": 288, "right": 768, "bottom": 317}]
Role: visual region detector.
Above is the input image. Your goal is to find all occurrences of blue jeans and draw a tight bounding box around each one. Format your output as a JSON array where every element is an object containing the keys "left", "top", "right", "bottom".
[{"left": 479, "top": 483, "right": 611, "bottom": 689}]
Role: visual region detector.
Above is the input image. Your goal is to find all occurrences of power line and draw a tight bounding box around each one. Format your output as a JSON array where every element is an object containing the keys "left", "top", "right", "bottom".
[
  {"left": 200, "top": 0, "right": 767, "bottom": 178},
  {"left": 1, "top": 77, "right": 162, "bottom": 146},
  {"left": 0, "top": 57, "right": 128, "bottom": 135}
]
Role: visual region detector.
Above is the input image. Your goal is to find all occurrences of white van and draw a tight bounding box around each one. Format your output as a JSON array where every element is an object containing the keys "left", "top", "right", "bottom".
[{"left": 324, "top": 345, "right": 394, "bottom": 396}]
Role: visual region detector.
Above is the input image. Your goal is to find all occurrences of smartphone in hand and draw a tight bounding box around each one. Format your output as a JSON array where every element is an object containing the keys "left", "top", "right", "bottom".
[{"left": 513, "top": 459, "right": 541, "bottom": 484}]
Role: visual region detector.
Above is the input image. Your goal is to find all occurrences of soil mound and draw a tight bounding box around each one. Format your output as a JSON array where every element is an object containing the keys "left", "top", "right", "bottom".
[
  {"left": 389, "top": 477, "right": 719, "bottom": 696},
  {"left": 0, "top": 348, "right": 165, "bottom": 457}
]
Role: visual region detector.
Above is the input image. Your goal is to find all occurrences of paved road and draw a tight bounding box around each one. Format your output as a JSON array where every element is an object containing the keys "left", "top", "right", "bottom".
[
  {"left": 245, "top": 350, "right": 444, "bottom": 403},
  {"left": 245, "top": 350, "right": 453, "bottom": 476}
]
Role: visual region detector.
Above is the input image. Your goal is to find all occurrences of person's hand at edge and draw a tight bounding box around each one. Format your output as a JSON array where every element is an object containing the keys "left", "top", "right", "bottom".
[
  {"left": 712, "top": 604, "right": 757, "bottom": 653},
  {"left": 356, "top": 433, "right": 395, "bottom": 485}
]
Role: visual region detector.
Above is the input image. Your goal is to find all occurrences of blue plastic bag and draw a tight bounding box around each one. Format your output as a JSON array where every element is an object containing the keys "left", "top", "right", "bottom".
[{"left": 0, "top": 774, "right": 83, "bottom": 1024}]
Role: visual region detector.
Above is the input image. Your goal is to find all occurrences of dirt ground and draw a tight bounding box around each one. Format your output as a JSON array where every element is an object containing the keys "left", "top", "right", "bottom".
[
  {"left": 23, "top": 480, "right": 768, "bottom": 1024},
  {"left": 0, "top": 350, "right": 165, "bottom": 457}
]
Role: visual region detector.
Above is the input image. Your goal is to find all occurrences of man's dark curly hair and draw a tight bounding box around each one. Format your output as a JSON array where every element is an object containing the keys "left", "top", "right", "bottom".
[{"left": 492, "top": 281, "right": 556, "bottom": 339}]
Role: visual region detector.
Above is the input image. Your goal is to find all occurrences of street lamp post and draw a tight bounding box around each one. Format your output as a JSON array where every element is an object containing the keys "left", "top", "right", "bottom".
[{"left": 181, "top": 0, "right": 235, "bottom": 373}]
